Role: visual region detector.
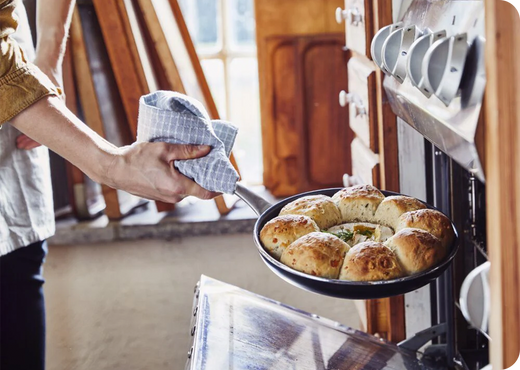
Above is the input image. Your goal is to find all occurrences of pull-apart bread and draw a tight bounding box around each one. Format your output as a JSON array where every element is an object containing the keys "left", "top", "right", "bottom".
[
  {"left": 279, "top": 195, "right": 341, "bottom": 230},
  {"left": 339, "top": 242, "right": 403, "bottom": 281},
  {"left": 332, "top": 185, "right": 385, "bottom": 223},
  {"left": 327, "top": 222, "right": 394, "bottom": 246},
  {"left": 260, "top": 215, "right": 320, "bottom": 260},
  {"left": 385, "top": 228, "right": 446, "bottom": 274},
  {"left": 280, "top": 232, "right": 349, "bottom": 279},
  {"left": 395, "top": 209, "right": 455, "bottom": 249},
  {"left": 261, "top": 185, "right": 454, "bottom": 282},
  {"left": 374, "top": 196, "right": 426, "bottom": 229}
]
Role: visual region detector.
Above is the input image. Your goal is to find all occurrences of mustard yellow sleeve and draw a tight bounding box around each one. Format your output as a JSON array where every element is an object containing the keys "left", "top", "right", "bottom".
[{"left": 0, "top": 0, "right": 59, "bottom": 125}]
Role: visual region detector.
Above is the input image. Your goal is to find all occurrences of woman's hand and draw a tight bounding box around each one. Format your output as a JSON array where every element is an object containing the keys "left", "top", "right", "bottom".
[{"left": 105, "top": 142, "right": 220, "bottom": 203}]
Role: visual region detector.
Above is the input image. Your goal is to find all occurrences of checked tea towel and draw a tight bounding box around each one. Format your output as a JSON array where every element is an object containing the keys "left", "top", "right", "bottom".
[{"left": 137, "top": 91, "right": 239, "bottom": 194}]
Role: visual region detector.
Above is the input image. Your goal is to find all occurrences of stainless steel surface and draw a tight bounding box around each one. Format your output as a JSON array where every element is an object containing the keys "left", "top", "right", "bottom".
[
  {"left": 377, "top": 0, "right": 486, "bottom": 182},
  {"left": 382, "top": 25, "right": 423, "bottom": 83},
  {"left": 188, "top": 275, "right": 447, "bottom": 370},
  {"left": 407, "top": 29, "right": 447, "bottom": 97},
  {"left": 422, "top": 33, "right": 468, "bottom": 106},
  {"left": 234, "top": 183, "right": 272, "bottom": 216},
  {"left": 371, "top": 22, "right": 403, "bottom": 74}
]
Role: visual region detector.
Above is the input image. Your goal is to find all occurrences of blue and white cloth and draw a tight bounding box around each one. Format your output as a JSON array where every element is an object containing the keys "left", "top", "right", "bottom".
[{"left": 137, "top": 91, "right": 239, "bottom": 194}]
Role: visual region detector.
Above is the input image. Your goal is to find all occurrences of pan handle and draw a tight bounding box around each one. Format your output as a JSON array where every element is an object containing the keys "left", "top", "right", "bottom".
[{"left": 235, "top": 183, "right": 272, "bottom": 216}]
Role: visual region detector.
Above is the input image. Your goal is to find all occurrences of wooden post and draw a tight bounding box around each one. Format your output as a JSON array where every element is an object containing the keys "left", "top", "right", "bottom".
[
  {"left": 70, "top": 9, "right": 122, "bottom": 219},
  {"left": 365, "top": 0, "right": 405, "bottom": 343},
  {"left": 135, "top": 0, "right": 241, "bottom": 215},
  {"left": 484, "top": 1, "right": 520, "bottom": 368}
]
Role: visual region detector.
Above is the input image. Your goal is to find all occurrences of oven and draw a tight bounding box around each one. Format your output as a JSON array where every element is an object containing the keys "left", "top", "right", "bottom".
[
  {"left": 184, "top": 1, "right": 501, "bottom": 369},
  {"left": 373, "top": 0, "right": 490, "bottom": 368}
]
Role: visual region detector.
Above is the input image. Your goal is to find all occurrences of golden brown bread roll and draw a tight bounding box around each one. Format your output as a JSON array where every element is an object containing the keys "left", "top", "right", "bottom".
[
  {"left": 332, "top": 185, "right": 385, "bottom": 223},
  {"left": 339, "top": 242, "right": 403, "bottom": 281},
  {"left": 374, "top": 196, "right": 427, "bottom": 229},
  {"left": 260, "top": 215, "right": 320, "bottom": 260},
  {"left": 385, "top": 228, "right": 446, "bottom": 274},
  {"left": 279, "top": 195, "right": 341, "bottom": 230},
  {"left": 396, "top": 209, "right": 455, "bottom": 249},
  {"left": 280, "top": 232, "right": 349, "bottom": 279}
]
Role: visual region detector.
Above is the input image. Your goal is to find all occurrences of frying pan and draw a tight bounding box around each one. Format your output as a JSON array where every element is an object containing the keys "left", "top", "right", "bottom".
[{"left": 235, "top": 184, "right": 460, "bottom": 300}]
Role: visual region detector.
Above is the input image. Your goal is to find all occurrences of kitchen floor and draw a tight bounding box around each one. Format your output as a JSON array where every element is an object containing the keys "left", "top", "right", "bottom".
[{"left": 44, "top": 234, "right": 361, "bottom": 370}]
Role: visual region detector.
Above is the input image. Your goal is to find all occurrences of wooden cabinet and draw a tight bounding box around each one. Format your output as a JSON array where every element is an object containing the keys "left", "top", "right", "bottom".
[
  {"left": 337, "top": 0, "right": 374, "bottom": 57},
  {"left": 263, "top": 34, "right": 354, "bottom": 196},
  {"left": 256, "top": 0, "right": 350, "bottom": 197},
  {"left": 347, "top": 56, "right": 377, "bottom": 150}
]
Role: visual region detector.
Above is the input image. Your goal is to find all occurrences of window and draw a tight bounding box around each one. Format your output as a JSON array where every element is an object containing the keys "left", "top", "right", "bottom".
[{"left": 179, "top": 0, "right": 262, "bottom": 185}]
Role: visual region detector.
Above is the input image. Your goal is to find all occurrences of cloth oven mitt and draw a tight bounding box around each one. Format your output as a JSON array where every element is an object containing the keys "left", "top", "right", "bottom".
[{"left": 137, "top": 91, "right": 239, "bottom": 194}]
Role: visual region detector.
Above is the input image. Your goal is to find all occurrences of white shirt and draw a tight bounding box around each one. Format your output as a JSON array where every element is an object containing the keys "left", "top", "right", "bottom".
[{"left": 0, "top": 2, "right": 55, "bottom": 256}]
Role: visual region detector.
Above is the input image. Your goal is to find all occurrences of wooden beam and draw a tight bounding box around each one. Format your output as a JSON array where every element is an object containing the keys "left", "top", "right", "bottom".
[
  {"left": 135, "top": 0, "right": 240, "bottom": 214},
  {"left": 364, "top": 0, "right": 405, "bottom": 343},
  {"left": 92, "top": 0, "right": 150, "bottom": 139},
  {"left": 484, "top": 1, "right": 520, "bottom": 368},
  {"left": 62, "top": 38, "right": 90, "bottom": 219},
  {"left": 70, "top": 8, "right": 122, "bottom": 219}
]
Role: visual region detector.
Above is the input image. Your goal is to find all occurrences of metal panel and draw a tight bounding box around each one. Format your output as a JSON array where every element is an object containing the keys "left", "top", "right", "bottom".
[
  {"left": 381, "top": 0, "right": 486, "bottom": 182},
  {"left": 187, "top": 275, "right": 448, "bottom": 369}
]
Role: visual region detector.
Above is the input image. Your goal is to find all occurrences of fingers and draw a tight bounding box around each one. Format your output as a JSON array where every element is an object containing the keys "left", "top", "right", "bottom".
[
  {"left": 164, "top": 143, "right": 212, "bottom": 162},
  {"left": 16, "top": 134, "right": 42, "bottom": 150},
  {"left": 169, "top": 162, "right": 220, "bottom": 201}
]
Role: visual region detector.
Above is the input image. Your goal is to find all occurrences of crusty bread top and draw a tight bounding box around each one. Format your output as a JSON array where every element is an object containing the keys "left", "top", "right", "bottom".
[
  {"left": 279, "top": 195, "right": 341, "bottom": 230},
  {"left": 332, "top": 184, "right": 385, "bottom": 202},
  {"left": 280, "top": 232, "right": 349, "bottom": 279},
  {"left": 339, "top": 241, "right": 403, "bottom": 281},
  {"left": 332, "top": 185, "right": 385, "bottom": 223},
  {"left": 260, "top": 215, "right": 320, "bottom": 260},
  {"left": 396, "top": 209, "right": 455, "bottom": 249},
  {"left": 385, "top": 228, "right": 445, "bottom": 274},
  {"left": 374, "top": 195, "right": 427, "bottom": 229}
]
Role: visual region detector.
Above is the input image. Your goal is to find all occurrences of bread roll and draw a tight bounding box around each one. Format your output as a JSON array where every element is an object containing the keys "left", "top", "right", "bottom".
[
  {"left": 280, "top": 232, "right": 349, "bottom": 279},
  {"left": 279, "top": 195, "right": 341, "bottom": 230},
  {"left": 332, "top": 185, "right": 385, "bottom": 223},
  {"left": 260, "top": 215, "right": 320, "bottom": 260},
  {"left": 385, "top": 228, "right": 445, "bottom": 274},
  {"left": 374, "top": 196, "right": 426, "bottom": 229},
  {"left": 339, "top": 242, "right": 403, "bottom": 281},
  {"left": 396, "top": 209, "right": 455, "bottom": 249}
]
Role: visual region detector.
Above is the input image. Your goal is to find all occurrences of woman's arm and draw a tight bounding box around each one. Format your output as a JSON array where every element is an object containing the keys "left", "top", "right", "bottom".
[
  {"left": 11, "top": 1, "right": 218, "bottom": 203},
  {"left": 11, "top": 96, "right": 219, "bottom": 202},
  {"left": 34, "top": 0, "right": 75, "bottom": 87},
  {"left": 17, "top": 0, "right": 74, "bottom": 149}
]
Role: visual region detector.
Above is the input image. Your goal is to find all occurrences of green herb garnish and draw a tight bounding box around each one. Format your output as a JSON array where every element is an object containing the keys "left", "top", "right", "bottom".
[
  {"left": 357, "top": 229, "right": 374, "bottom": 237},
  {"left": 322, "top": 230, "right": 354, "bottom": 242}
]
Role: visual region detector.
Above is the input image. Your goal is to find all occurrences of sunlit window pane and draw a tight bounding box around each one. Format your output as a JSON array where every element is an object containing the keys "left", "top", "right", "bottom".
[
  {"left": 200, "top": 59, "right": 227, "bottom": 119},
  {"left": 228, "top": 0, "right": 256, "bottom": 51},
  {"left": 179, "top": 0, "right": 221, "bottom": 52},
  {"left": 228, "top": 58, "right": 262, "bottom": 184}
]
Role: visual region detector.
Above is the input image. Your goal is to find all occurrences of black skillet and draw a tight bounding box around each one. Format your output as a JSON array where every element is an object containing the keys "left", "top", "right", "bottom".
[{"left": 235, "top": 184, "right": 459, "bottom": 300}]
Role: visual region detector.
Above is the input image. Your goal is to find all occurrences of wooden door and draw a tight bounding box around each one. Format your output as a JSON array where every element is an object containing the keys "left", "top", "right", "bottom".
[
  {"left": 256, "top": 0, "right": 348, "bottom": 197},
  {"left": 263, "top": 34, "right": 354, "bottom": 196}
]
